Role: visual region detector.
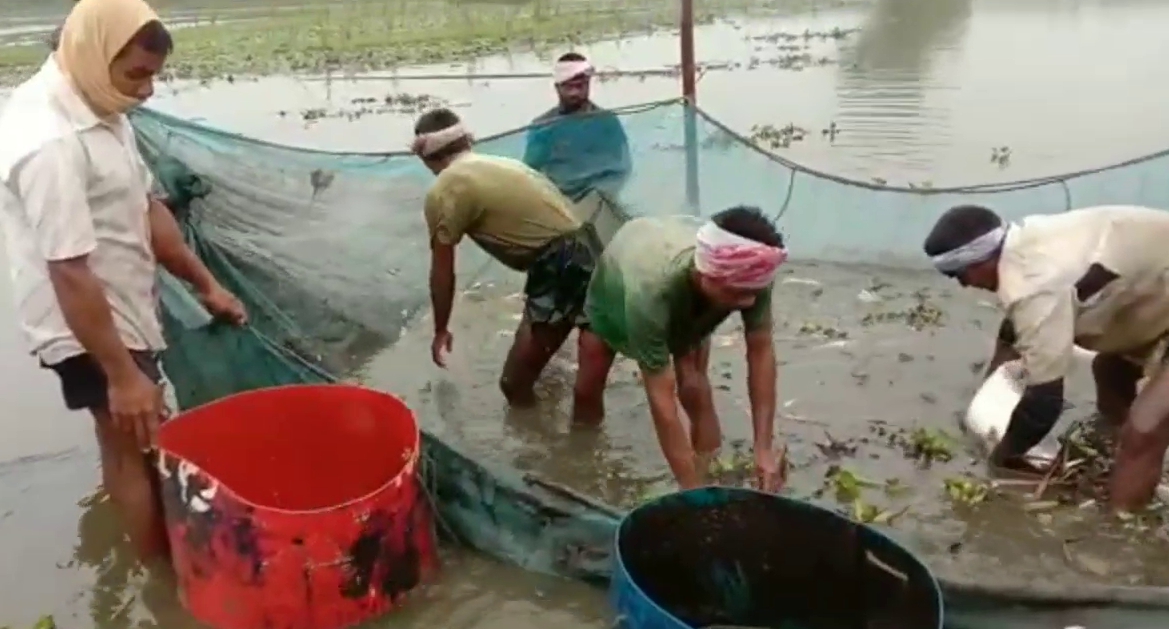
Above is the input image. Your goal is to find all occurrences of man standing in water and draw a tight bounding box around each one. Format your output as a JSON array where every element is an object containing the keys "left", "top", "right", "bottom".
[
  {"left": 522, "top": 52, "right": 632, "bottom": 201},
  {"left": 412, "top": 108, "right": 612, "bottom": 422},
  {"left": 584, "top": 208, "right": 787, "bottom": 491},
  {"left": 923, "top": 204, "right": 1169, "bottom": 512},
  {"left": 0, "top": 0, "right": 247, "bottom": 563}
]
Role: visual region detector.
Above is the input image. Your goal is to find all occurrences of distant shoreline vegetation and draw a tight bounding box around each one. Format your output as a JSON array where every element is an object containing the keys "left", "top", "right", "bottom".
[{"left": 0, "top": 0, "right": 863, "bottom": 85}]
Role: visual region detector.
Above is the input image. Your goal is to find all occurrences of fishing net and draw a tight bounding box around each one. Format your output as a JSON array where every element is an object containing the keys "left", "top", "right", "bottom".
[{"left": 129, "top": 97, "right": 1169, "bottom": 627}]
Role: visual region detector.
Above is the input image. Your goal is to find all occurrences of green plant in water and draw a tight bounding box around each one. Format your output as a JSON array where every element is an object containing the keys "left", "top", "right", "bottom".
[
  {"left": 943, "top": 476, "right": 991, "bottom": 507},
  {"left": 905, "top": 427, "right": 954, "bottom": 464},
  {"left": 850, "top": 498, "right": 907, "bottom": 525},
  {"left": 0, "top": 616, "right": 56, "bottom": 629},
  {"left": 0, "top": 0, "right": 869, "bottom": 85},
  {"left": 825, "top": 465, "right": 880, "bottom": 503}
]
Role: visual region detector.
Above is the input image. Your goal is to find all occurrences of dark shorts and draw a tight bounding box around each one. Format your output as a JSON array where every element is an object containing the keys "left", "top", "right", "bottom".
[
  {"left": 42, "top": 351, "right": 163, "bottom": 412},
  {"left": 524, "top": 229, "right": 598, "bottom": 329}
]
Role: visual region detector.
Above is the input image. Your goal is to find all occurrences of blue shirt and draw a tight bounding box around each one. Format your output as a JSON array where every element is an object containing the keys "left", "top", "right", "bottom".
[{"left": 522, "top": 103, "right": 632, "bottom": 202}]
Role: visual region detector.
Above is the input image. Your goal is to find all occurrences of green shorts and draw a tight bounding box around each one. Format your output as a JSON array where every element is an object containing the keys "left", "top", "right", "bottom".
[{"left": 523, "top": 230, "right": 597, "bottom": 328}]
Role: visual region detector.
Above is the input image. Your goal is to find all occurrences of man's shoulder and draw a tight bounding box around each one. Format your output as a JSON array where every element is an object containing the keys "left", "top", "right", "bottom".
[
  {"left": 0, "top": 74, "right": 77, "bottom": 180},
  {"left": 604, "top": 218, "right": 693, "bottom": 280},
  {"left": 441, "top": 152, "right": 523, "bottom": 181}
]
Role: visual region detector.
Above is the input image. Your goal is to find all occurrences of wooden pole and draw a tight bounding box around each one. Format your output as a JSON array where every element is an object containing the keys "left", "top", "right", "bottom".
[{"left": 680, "top": 0, "right": 701, "bottom": 213}]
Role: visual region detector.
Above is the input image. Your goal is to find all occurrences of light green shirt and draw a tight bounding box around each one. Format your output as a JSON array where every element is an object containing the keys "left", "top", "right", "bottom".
[
  {"left": 423, "top": 153, "right": 580, "bottom": 271},
  {"left": 585, "top": 216, "right": 772, "bottom": 373}
]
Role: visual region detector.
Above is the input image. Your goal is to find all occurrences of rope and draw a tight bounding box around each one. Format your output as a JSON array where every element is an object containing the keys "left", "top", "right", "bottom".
[
  {"left": 130, "top": 98, "right": 681, "bottom": 159},
  {"left": 692, "top": 104, "right": 1169, "bottom": 195},
  {"left": 299, "top": 68, "right": 684, "bottom": 83},
  {"left": 134, "top": 97, "right": 1169, "bottom": 202}
]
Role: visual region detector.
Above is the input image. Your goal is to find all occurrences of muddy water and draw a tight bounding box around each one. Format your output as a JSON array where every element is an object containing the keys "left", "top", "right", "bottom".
[
  {"left": 364, "top": 261, "right": 1169, "bottom": 590},
  {"left": 5, "top": 0, "right": 1169, "bottom": 626}
]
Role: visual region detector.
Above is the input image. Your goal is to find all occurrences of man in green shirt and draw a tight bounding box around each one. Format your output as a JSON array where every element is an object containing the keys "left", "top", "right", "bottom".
[
  {"left": 411, "top": 108, "right": 612, "bottom": 418},
  {"left": 585, "top": 207, "right": 788, "bottom": 490}
]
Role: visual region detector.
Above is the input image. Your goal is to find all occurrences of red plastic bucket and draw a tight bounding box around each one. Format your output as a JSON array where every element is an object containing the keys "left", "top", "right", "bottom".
[{"left": 156, "top": 384, "right": 439, "bottom": 629}]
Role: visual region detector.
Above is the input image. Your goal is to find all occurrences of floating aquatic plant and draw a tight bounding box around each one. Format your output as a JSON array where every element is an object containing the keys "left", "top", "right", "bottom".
[{"left": 0, "top": 0, "right": 870, "bottom": 84}]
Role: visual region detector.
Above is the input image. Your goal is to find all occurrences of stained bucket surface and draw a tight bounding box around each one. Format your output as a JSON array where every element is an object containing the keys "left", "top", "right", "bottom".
[
  {"left": 157, "top": 384, "right": 439, "bottom": 629},
  {"left": 610, "top": 487, "right": 943, "bottom": 629}
]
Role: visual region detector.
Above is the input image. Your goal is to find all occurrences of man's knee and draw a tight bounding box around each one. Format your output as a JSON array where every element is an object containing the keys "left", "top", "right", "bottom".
[
  {"left": 676, "top": 343, "right": 711, "bottom": 392},
  {"left": 91, "top": 406, "right": 150, "bottom": 469},
  {"left": 574, "top": 332, "right": 612, "bottom": 397},
  {"left": 675, "top": 367, "right": 711, "bottom": 407},
  {"left": 1094, "top": 353, "right": 1141, "bottom": 391},
  {"left": 498, "top": 370, "right": 530, "bottom": 403}
]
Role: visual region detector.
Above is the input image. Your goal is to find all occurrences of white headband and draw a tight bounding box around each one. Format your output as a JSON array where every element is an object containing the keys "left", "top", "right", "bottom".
[
  {"left": 931, "top": 225, "right": 1008, "bottom": 273},
  {"left": 694, "top": 222, "right": 788, "bottom": 290},
  {"left": 411, "top": 123, "right": 469, "bottom": 158},
  {"left": 553, "top": 60, "right": 594, "bottom": 85}
]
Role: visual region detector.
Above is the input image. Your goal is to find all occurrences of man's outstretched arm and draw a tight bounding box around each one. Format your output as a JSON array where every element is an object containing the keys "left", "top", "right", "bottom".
[
  {"left": 147, "top": 198, "right": 216, "bottom": 293},
  {"left": 744, "top": 324, "right": 777, "bottom": 454},
  {"left": 643, "top": 367, "right": 702, "bottom": 489}
]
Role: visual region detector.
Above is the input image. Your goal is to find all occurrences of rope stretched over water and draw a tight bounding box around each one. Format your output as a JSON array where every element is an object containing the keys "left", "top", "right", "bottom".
[
  {"left": 299, "top": 68, "right": 684, "bottom": 82},
  {"left": 133, "top": 96, "right": 1160, "bottom": 212},
  {"left": 694, "top": 104, "right": 1083, "bottom": 209}
]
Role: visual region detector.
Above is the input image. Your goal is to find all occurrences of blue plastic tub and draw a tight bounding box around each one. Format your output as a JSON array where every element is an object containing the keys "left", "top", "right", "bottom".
[{"left": 610, "top": 487, "right": 943, "bottom": 629}]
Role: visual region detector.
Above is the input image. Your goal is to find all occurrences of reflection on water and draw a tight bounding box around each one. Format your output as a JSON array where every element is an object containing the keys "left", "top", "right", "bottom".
[
  {"left": 834, "top": 0, "right": 972, "bottom": 176},
  {"left": 83, "top": 0, "right": 1169, "bottom": 184}
]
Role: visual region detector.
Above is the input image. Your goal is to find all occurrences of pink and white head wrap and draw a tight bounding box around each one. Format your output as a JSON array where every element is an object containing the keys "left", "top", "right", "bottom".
[
  {"left": 553, "top": 59, "right": 594, "bottom": 85},
  {"left": 694, "top": 221, "right": 788, "bottom": 290},
  {"left": 410, "top": 122, "right": 470, "bottom": 159}
]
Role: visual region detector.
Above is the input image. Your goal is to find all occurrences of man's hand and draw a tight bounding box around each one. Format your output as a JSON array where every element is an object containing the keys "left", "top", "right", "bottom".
[
  {"left": 432, "top": 329, "right": 453, "bottom": 367},
  {"left": 107, "top": 368, "right": 164, "bottom": 450},
  {"left": 199, "top": 283, "right": 247, "bottom": 325},
  {"left": 754, "top": 444, "right": 787, "bottom": 493}
]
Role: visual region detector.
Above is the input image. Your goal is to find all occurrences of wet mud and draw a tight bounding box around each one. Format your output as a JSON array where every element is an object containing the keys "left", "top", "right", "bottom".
[{"left": 362, "top": 259, "right": 1169, "bottom": 590}]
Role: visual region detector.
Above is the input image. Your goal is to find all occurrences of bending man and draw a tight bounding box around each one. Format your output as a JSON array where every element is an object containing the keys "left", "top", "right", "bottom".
[
  {"left": 413, "top": 108, "right": 611, "bottom": 421},
  {"left": 0, "top": 0, "right": 246, "bottom": 564},
  {"left": 585, "top": 208, "right": 787, "bottom": 491},
  {"left": 923, "top": 204, "right": 1169, "bottom": 512}
]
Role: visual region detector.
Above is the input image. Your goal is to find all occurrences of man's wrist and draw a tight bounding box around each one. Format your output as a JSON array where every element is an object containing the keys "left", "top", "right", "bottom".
[
  {"left": 100, "top": 350, "right": 142, "bottom": 385},
  {"left": 192, "top": 270, "right": 220, "bottom": 296}
]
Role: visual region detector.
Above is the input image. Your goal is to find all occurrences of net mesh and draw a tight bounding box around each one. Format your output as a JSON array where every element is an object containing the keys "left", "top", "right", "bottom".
[
  {"left": 131, "top": 97, "right": 1169, "bottom": 623},
  {"left": 130, "top": 98, "right": 1169, "bottom": 408}
]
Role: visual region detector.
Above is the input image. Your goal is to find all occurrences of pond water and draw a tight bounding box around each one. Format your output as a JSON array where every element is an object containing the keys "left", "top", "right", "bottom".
[
  {"left": 368, "top": 260, "right": 1169, "bottom": 591},
  {"left": 4, "top": 0, "right": 1169, "bottom": 626}
]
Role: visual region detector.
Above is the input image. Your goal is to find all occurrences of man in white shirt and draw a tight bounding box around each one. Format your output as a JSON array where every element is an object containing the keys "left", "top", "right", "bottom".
[
  {"left": 923, "top": 204, "right": 1169, "bottom": 512},
  {"left": 0, "top": 0, "right": 245, "bottom": 562}
]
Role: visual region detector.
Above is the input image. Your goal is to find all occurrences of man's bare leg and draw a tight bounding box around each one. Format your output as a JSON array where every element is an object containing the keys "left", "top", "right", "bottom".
[
  {"left": 499, "top": 315, "right": 573, "bottom": 406},
  {"left": 1110, "top": 365, "right": 1169, "bottom": 512},
  {"left": 572, "top": 328, "right": 616, "bottom": 426},
  {"left": 674, "top": 342, "right": 721, "bottom": 470},
  {"left": 92, "top": 409, "right": 169, "bottom": 563},
  {"left": 1093, "top": 353, "right": 1141, "bottom": 430}
]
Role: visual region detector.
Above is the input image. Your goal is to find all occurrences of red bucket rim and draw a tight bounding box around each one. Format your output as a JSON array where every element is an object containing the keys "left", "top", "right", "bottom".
[{"left": 157, "top": 383, "right": 422, "bottom": 516}]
